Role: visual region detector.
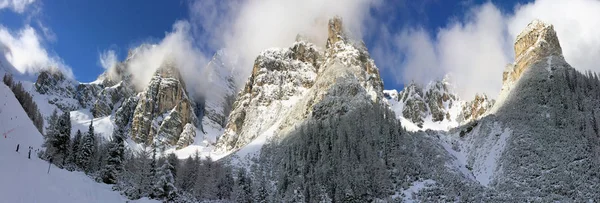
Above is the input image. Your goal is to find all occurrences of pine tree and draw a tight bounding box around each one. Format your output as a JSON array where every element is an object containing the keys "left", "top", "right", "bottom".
[
  {"left": 148, "top": 144, "right": 158, "bottom": 197},
  {"left": 177, "top": 155, "right": 198, "bottom": 193},
  {"left": 232, "top": 168, "right": 253, "bottom": 203},
  {"left": 58, "top": 111, "right": 71, "bottom": 166},
  {"left": 153, "top": 159, "right": 177, "bottom": 201},
  {"left": 166, "top": 153, "right": 179, "bottom": 178},
  {"left": 66, "top": 130, "right": 83, "bottom": 170},
  {"left": 42, "top": 110, "right": 70, "bottom": 167},
  {"left": 100, "top": 133, "right": 125, "bottom": 184},
  {"left": 78, "top": 120, "right": 96, "bottom": 172},
  {"left": 42, "top": 109, "right": 60, "bottom": 159}
]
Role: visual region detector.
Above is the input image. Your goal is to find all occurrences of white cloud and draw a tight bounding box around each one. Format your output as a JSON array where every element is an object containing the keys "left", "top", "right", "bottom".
[
  {"left": 378, "top": 0, "right": 600, "bottom": 100},
  {"left": 127, "top": 21, "right": 208, "bottom": 96},
  {"left": 382, "top": 3, "right": 511, "bottom": 99},
  {"left": 0, "top": 25, "right": 72, "bottom": 78},
  {"left": 436, "top": 3, "right": 510, "bottom": 99},
  {"left": 189, "top": 0, "right": 379, "bottom": 86},
  {"left": 98, "top": 49, "right": 117, "bottom": 70},
  {"left": 0, "top": 0, "right": 35, "bottom": 13}
]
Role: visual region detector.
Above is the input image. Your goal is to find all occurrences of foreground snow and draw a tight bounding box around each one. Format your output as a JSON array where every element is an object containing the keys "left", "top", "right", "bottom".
[{"left": 0, "top": 83, "right": 157, "bottom": 203}]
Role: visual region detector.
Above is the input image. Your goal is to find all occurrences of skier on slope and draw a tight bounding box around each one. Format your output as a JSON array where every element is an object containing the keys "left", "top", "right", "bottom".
[
  {"left": 16, "top": 144, "right": 19, "bottom": 152},
  {"left": 28, "top": 146, "right": 32, "bottom": 159}
]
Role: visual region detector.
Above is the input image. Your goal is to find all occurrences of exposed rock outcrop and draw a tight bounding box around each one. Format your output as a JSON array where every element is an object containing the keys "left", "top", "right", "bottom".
[
  {"left": 217, "top": 16, "right": 384, "bottom": 152},
  {"left": 129, "top": 60, "right": 197, "bottom": 147},
  {"left": 201, "top": 51, "right": 238, "bottom": 129},
  {"left": 176, "top": 123, "right": 197, "bottom": 149},
  {"left": 458, "top": 93, "right": 494, "bottom": 123},
  {"left": 216, "top": 41, "right": 321, "bottom": 151},
  {"left": 386, "top": 76, "right": 494, "bottom": 130},
  {"left": 504, "top": 20, "right": 562, "bottom": 86}
]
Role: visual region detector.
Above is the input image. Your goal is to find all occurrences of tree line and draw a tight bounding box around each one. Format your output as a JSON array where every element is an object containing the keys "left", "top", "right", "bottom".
[
  {"left": 3, "top": 73, "right": 44, "bottom": 133},
  {"left": 41, "top": 110, "right": 253, "bottom": 202}
]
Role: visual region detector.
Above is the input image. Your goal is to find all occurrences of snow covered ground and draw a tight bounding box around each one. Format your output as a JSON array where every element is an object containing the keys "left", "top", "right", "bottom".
[{"left": 0, "top": 83, "right": 157, "bottom": 203}]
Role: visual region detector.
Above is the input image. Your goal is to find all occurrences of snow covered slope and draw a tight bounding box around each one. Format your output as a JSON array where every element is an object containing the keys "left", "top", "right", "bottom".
[
  {"left": 0, "top": 83, "right": 156, "bottom": 203},
  {"left": 429, "top": 20, "right": 600, "bottom": 201}
]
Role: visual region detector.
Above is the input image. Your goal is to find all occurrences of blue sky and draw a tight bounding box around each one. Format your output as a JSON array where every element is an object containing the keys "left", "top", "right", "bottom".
[
  {"left": 6, "top": 0, "right": 600, "bottom": 98},
  {"left": 1, "top": 0, "right": 189, "bottom": 81}
]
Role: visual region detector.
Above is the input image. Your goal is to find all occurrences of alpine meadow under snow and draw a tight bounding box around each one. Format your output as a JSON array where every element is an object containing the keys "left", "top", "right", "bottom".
[{"left": 2, "top": 1, "right": 600, "bottom": 202}]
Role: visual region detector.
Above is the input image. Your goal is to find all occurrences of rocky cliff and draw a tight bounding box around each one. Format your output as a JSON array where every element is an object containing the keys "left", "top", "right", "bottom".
[
  {"left": 129, "top": 60, "right": 197, "bottom": 148},
  {"left": 215, "top": 40, "right": 321, "bottom": 151},
  {"left": 450, "top": 20, "right": 600, "bottom": 201},
  {"left": 385, "top": 77, "right": 494, "bottom": 130},
  {"left": 216, "top": 16, "right": 385, "bottom": 153}
]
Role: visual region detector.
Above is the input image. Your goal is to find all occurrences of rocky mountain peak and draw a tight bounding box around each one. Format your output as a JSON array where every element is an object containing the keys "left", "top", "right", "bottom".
[
  {"left": 129, "top": 60, "right": 197, "bottom": 148},
  {"left": 386, "top": 76, "right": 495, "bottom": 130},
  {"left": 35, "top": 69, "right": 68, "bottom": 94},
  {"left": 514, "top": 20, "right": 562, "bottom": 60},
  {"left": 326, "top": 16, "right": 346, "bottom": 49},
  {"left": 505, "top": 20, "right": 562, "bottom": 86},
  {"left": 216, "top": 16, "right": 384, "bottom": 152}
]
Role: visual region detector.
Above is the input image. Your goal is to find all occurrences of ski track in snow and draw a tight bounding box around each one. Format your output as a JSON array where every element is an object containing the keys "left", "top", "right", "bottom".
[{"left": 0, "top": 83, "right": 158, "bottom": 203}]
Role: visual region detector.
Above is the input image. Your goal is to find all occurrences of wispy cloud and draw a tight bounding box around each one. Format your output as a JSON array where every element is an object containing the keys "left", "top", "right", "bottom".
[
  {"left": 371, "top": 0, "right": 600, "bottom": 99},
  {"left": 98, "top": 49, "right": 117, "bottom": 70},
  {"left": 188, "top": 0, "right": 380, "bottom": 85},
  {"left": 0, "top": 25, "right": 72, "bottom": 78},
  {"left": 0, "top": 0, "right": 35, "bottom": 13},
  {"left": 126, "top": 21, "right": 208, "bottom": 97}
]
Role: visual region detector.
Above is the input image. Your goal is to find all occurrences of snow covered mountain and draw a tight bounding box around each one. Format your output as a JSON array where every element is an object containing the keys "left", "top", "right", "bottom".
[
  {"left": 3, "top": 14, "right": 600, "bottom": 202},
  {"left": 384, "top": 77, "right": 494, "bottom": 131},
  {"left": 433, "top": 20, "right": 600, "bottom": 201},
  {"left": 215, "top": 16, "right": 384, "bottom": 157}
]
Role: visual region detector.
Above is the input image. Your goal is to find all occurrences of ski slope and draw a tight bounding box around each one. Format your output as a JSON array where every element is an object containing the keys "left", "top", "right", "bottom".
[{"left": 0, "top": 83, "right": 157, "bottom": 203}]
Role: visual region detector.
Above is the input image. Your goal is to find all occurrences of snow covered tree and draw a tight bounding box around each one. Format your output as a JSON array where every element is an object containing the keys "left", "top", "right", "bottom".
[
  {"left": 153, "top": 158, "right": 177, "bottom": 201},
  {"left": 42, "top": 110, "right": 70, "bottom": 167},
  {"left": 42, "top": 109, "right": 60, "bottom": 158},
  {"left": 176, "top": 155, "right": 198, "bottom": 194},
  {"left": 166, "top": 153, "right": 179, "bottom": 178},
  {"left": 65, "top": 129, "right": 83, "bottom": 170},
  {"left": 78, "top": 120, "right": 96, "bottom": 173},
  {"left": 100, "top": 133, "right": 125, "bottom": 184},
  {"left": 58, "top": 111, "right": 71, "bottom": 166},
  {"left": 232, "top": 168, "right": 253, "bottom": 203}
]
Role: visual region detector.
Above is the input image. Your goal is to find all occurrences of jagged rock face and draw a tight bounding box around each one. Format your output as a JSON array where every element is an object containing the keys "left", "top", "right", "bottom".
[
  {"left": 35, "top": 70, "right": 81, "bottom": 111},
  {"left": 75, "top": 83, "right": 102, "bottom": 108},
  {"left": 386, "top": 77, "right": 494, "bottom": 130},
  {"left": 325, "top": 17, "right": 383, "bottom": 100},
  {"left": 114, "top": 96, "right": 139, "bottom": 135},
  {"left": 202, "top": 51, "right": 238, "bottom": 129},
  {"left": 398, "top": 84, "right": 427, "bottom": 127},
  {"left": 458, "top": 94, "right": 494, "bottom": 123},
  {"left": 35, "top": 70, "right": 72, "bottom": 95},
  {"left": 217, "top": 17, "right": 385, "bottom": 152},
  {"left": 326, "top": 16, "right": 346, "bottom": 50},
  {"left": 216, "top": 41, "right": 321, "bottom": 151},
  {"left": 504, "top": 20, "right": 562, "bottom": 86},
  {"left": 130, "top": 61, "right": 197, "bottom": 147},
  {"left": 396, "top": 79, "right": 459, "bottom": 128},
  {"left": 177, "top": 123, "right": 197, "bottom": 149},
  {"left": 92, "top": 82, "right": 134, "bottom": 118}
]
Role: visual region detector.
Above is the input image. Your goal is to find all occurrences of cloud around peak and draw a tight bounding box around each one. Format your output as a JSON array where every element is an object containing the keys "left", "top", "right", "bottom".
[
  {"left": 0, "top": 25, "right": 72, "bottom": 78},
  {"left": 373, "top": 0, "right": 600, "bottom": 100}
]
